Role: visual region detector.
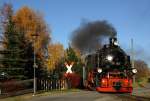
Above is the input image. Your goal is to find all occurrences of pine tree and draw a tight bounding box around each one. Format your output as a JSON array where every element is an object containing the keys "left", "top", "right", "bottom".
[
  {"left": 66, "top": 46, "right": 83, "bottom": 76},
  {"left": 1, "top": 4, "right": 26, "bottom": 79}
]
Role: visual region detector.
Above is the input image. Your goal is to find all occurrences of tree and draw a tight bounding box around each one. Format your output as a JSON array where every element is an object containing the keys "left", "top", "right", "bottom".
[
  {"left": 46, "top": 43, "right": 65, "bottom": 71},
  {"left": 0, "top": 3, "right": 26, "bottom": 79},
  {"left": 0, "top": 4, "right": 51, "bottom": 79},
  {"left": 13, "top": 6, "right": 50, "bottom": 52},
  {"left": 134, "top": 60, "right": 150, "bottom": 81},
  {"left": 65, "top": 45, "right": 83, "bottom": 76},
  {"left": 13, "top": 6, "right": 51, "bottom": 79},
  {"left": 66, "top": 45, "right": 78, "bottom": 62},
  {"left": 45, "top": 43, "right": 65, "bottom": 79}
]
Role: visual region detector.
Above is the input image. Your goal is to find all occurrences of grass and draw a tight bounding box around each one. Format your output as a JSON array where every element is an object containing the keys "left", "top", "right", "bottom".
[
  {"left": 0, "top": 89, "right": 81, "bottom": 101},
  {"left": 0, "top": 94, "right": 33, "bottom": 101},
  {"left": 133, "top": 77, "right": 149, "bottom": 88}
]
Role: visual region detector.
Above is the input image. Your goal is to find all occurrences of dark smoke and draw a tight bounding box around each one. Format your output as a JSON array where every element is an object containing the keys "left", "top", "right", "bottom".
[{"left": 71, "top": 20, "right": 117, "bottom": 54}]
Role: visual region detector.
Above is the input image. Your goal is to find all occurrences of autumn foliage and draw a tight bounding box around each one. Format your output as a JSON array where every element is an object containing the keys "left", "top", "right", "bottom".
[
  {"left": 46, "top": 43, "right": 65, "bottom": 71},
  {"left": 134, "top": 60, "right": 150, "bottom": 80},
  {"left": 13, "top": 6, "right": 50, "bottom": 59},
  {"left": 0, "top": 4, "right": 52, "bottom": 79}
]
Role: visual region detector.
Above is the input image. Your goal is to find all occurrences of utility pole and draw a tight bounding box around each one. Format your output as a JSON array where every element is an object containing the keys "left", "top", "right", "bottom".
[
  {"left": 97, "top": 53, "right": 99, "bottom": 68},
  {"left": 32, "top": 34, "right": 39, "bottom": 96},
  {"left": 83, "top": 65, "right": 85, "bottom": 86},
  {"left": 96, "top": 53, "right": 100, "bottom": 86},
  {"left": 81, "top": 55, "right": 86, "bottom": 86},
  {"left": 131, "top": 38, "right": 135, "bottom": 83},
  {"left": 33, "top": 41, "right": 37, "bottom": 96}
]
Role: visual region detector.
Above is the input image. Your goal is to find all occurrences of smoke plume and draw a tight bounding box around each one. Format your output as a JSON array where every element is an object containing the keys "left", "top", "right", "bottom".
[{"left": 71, "top": 20, "right": 117, "bottom": 53}]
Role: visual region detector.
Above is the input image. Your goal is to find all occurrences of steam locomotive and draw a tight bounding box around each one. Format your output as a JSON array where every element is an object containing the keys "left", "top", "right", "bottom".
[{"left": 84, "top": 37, "right": 137, "bottom": 93}]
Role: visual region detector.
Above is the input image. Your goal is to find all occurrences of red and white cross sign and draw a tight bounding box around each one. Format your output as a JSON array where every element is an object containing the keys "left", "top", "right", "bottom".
[{"left": 65, "top": 62, "right": 74, "bottom": 73}]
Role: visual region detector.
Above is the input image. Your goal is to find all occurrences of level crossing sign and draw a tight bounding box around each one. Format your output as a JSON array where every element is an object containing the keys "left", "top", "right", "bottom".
[{"left": 64, "top": 62, "right": 74, "bottom": 73}]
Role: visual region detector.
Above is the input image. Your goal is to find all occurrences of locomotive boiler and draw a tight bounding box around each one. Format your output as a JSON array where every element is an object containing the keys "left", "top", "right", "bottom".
[{"left": 85, "top": 37, "right": 137, "bottom": 93}]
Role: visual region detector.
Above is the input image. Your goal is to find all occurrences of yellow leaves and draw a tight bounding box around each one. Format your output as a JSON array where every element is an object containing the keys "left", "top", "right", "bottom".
[
  {"left": 13, "top": 6, "right": 50, "bottom": 53},
  {"left": 14, "top": 7, "right": 35, "bottom": 31},
  {"left": 134, "top": 60, "right": 150, "bottom": 79},
  {"left": 46, "top": 43, "right": 65, "bottom": 71}
]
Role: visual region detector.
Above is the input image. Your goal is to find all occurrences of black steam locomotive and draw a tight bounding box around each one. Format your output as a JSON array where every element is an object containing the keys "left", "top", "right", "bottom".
[{"left": 85, "top": 37, "right": 137, "bottom": 93}]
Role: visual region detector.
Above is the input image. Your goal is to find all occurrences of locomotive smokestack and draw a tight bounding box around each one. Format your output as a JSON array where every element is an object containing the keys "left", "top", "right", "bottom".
[
  {"left": 71, "top": 20, "right": 117, "bottom": 54},
  {"left": 109, "top": 37, "right": 118, "bottom": 46}
]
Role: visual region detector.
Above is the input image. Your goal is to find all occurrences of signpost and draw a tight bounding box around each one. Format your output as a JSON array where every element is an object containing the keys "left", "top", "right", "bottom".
[{"left": 64, "top": 62, "right": 74, "bottom": 88}]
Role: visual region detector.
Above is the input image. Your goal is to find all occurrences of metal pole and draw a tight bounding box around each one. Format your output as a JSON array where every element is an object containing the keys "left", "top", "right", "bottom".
[
  {"left": 33, "top": 37, "right": 37, "bottom": 96},
  {"left": 131, "top": 38, "right": 135, "bottom": 83},
  {"left": 97, "top": 53, "right": 99, "bottom": 67},
  {"left": 83, "top": 65, "right": 85, "bottom": 85},
  {"left": 82, "top": 55, "right": 86, "bottom": 86},
  {"left": 131, "top": 39, "right": 134, "bottom": 69}
]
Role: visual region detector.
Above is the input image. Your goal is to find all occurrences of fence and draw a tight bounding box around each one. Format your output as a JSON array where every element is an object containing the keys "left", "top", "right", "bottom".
[
  {"left": 37, "top": 79, "right": 69, "bottom": 91},
  {"left": 0, "top": 78, "right": 70, "bottom": 98}
]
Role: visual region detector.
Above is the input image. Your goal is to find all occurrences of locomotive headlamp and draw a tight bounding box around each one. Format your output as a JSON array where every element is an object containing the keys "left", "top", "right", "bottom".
[
  {"left": 106, "top": 55, "right": 113, "bottom": 61},
  {"left": 132, "top": 68, "right": 137, "bottom": 74},
  {"left": 97, "top": 68, "right": 102, "bottom": 73},
  {"left": 114, "top": 41, "right": 119, "bottom": 46}
]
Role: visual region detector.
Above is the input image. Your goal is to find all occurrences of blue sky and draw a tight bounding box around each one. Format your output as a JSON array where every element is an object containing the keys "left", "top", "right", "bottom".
[{"left": 0, "top": 0, "right": 150, "bottom": 65}]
